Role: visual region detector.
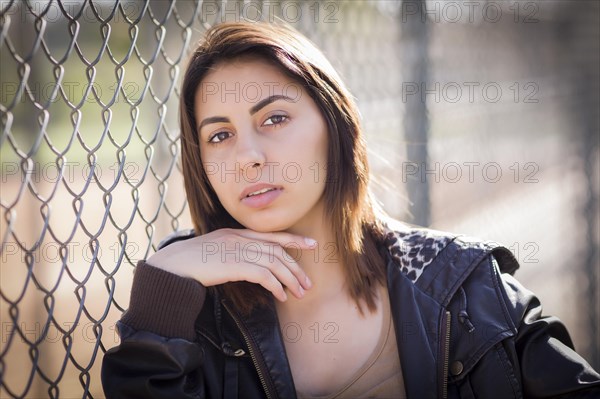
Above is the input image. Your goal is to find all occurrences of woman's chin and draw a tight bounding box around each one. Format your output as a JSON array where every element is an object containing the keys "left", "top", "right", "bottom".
[{"left": 239, "top": 218, "right": 291, "bottom": 233}]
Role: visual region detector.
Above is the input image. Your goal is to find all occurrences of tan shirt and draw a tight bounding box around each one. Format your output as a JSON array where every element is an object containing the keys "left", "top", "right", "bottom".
[{"left": 296, "top": 289, "right": 406, "bottom": 399}]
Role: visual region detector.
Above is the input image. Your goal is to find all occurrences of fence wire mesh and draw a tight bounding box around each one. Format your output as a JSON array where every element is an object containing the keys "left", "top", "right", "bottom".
[{"left": 1, "top": 0, "right": 598, "bottom": 398}]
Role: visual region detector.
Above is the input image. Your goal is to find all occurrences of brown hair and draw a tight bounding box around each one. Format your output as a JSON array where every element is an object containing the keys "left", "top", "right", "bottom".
[{"left": 179, "top": 21, "right": 387, "bottom": 315}]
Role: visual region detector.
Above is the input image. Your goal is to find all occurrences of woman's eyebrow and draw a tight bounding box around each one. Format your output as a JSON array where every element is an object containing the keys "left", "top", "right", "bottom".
[
  {"left": 249, "top": 94, "right": 295, "bottom": 115},
  {"left": 198, "top": 116, "right": 230, "bottom": 131},
  {"left": 197, "top": 94, "right": 295, "bottom": 132}
]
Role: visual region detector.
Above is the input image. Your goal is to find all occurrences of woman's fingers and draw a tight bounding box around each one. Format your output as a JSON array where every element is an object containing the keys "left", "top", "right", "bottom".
[
  {"left": 233, "top": 230, "right": 315, "bottom": 290},
  {"left": 207, "top": 229, "right": 313, "bottom": 287},
  {"left": 234, "top": 265, "right": 288, "bottom": 302},
  {"left": 216, "top": 229, "right": 314, "bottom": 301},
  {"left": 242, "top": 248, "right": 306, "bottom": 299},
  {"left": 236, "top": 238, "right": 311, "bottom": 290}
]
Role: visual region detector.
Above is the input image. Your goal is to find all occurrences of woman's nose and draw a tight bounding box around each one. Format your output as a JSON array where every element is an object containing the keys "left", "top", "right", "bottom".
[{"left": 235, "top": 131, "right": 266, "bottom": 179}]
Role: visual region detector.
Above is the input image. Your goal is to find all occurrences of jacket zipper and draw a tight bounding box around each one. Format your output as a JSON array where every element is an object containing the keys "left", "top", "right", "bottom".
[
  {"left": 222, "top": 300, "right": 276, "bottom": 399},
  {"left": 441, "top": 310, "right": 451, "bottom": 399}
]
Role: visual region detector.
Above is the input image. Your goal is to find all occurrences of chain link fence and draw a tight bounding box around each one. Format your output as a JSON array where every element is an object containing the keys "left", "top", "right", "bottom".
[{"left": 1, "top": 1, "right": 598, "bottom": 397}]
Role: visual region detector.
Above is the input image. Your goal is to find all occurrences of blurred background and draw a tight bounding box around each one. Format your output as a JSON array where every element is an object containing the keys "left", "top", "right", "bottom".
[{"left": 1, "top": 0, "right": 598, "bottom": 397}]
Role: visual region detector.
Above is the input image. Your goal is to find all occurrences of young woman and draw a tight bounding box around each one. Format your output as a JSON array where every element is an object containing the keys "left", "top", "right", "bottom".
[{"left": 101, "top": 22, "right": 600, "bottom": 398}]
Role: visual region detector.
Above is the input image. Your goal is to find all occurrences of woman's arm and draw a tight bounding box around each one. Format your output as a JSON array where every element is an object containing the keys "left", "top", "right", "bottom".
[
  {"left": 101, "top": 262, "right": 208, "bottom": 399},
  {"left": 101, "top": 229, "right": 314, "bottom": 398},
  {"left": 497, "top": 260, "right": 600, "bottom": 398}
]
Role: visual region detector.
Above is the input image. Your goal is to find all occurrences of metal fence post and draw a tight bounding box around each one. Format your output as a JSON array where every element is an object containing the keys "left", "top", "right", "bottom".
[{"left": 401, "top": 0, "right": 430, "bottom": 227}]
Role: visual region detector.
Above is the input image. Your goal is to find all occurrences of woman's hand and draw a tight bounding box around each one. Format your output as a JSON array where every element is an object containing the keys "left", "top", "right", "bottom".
[{"left": 146, "top": 228, "right": 315, "bottom": 302}]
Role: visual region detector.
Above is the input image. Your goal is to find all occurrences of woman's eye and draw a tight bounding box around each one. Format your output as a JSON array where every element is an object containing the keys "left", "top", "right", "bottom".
[
  {"left": 263, "top": 114, "right": 288, "bottom": 126},
  {"left": 208, "top": 131, "right": 230, "bottom": 144}
]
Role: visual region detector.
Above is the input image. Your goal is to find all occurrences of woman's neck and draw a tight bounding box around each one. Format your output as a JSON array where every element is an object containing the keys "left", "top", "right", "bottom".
[{"left": 280, "top": 202, "right": 347, "bottom": 312}]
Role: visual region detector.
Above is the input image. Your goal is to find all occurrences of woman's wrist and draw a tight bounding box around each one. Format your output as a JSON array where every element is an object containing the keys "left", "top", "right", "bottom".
[
  {"left": 146, "top": 242, "right": 196, "bottom": 280},
  {"left": 121, "top": 261, "right": 207, "bottom": 340}
]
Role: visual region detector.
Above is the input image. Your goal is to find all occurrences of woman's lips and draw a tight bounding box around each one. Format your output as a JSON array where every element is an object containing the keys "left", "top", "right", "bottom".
[
  {"left": 240, "top": 188, "right": 283, "bottom": 208},
  {"left": 240, "top": 183, "right": 283, "bottom": 200}
]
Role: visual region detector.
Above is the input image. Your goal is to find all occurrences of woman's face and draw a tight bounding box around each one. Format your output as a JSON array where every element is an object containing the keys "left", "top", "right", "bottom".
[{"left": 195, "top": 57, "right": 329, "bottom": 233}]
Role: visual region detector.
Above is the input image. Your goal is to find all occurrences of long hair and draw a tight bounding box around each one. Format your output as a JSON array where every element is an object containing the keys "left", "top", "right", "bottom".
[{"left": 179, "top": 21, "right": 387, "bottom": 315}]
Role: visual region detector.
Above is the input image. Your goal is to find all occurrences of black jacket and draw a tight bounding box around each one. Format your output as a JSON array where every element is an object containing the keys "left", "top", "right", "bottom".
[{"left": 101, "top": 221, "right": 600, "bottom": 398}]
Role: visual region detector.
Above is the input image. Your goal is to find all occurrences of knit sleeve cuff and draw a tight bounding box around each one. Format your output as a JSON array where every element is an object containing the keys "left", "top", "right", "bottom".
[{"left": 121, "top": 260, "right": 207, "bottom": 341}]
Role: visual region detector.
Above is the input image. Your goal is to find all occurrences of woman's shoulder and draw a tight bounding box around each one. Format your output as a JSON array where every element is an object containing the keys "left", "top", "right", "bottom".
[
  {"left": 380, "top": 217, "right": 526, "bottom": 344},
  {"left": 378, "top": 215, "right": 519, "bottom": 284}
]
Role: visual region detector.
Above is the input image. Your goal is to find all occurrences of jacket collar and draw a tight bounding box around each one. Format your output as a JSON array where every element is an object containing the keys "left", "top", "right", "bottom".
[
  {"left": 381, "top": 222, "right": 452, "bottom": 398},
  {"left": 386, "top": 253, "right": 444, "bottom": 398},
  {"left": 382, "top": 221, "right": 520, "bottom": 397}
]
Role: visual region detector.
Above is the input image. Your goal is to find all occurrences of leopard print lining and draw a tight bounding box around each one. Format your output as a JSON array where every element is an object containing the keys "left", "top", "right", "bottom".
[{"left": 383, "top": 225, "right": 454, "bottom": 282}]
